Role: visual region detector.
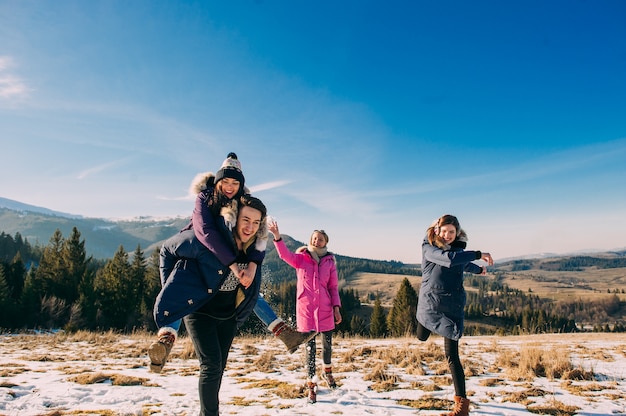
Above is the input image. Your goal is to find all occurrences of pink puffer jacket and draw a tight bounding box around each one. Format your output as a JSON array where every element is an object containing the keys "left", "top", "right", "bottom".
[{"left": 273, "top": 239, "right": 341, "bottom": 332}]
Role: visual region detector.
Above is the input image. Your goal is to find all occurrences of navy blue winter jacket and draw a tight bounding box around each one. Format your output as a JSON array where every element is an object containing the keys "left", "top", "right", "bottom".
[
  {"left": 416, "top": 237, "right": 483, "bottom": 340},
  {"left": 153, "top": 229, "right": 261, "bottom": 329}
]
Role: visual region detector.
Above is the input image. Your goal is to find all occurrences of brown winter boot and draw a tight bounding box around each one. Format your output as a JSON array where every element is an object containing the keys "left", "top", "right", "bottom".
[
  {"left": 441, "top": 396, "right": 470, "bottom": 416},
  {"left": 321, "top": 366, "right": 337, "bottom": 389},
  {"left": 148, "top": 328, "right": 176, "bottom": 373},
  {"left": 307, "top": 380, "right": 317, "bottom": 403},
  {"left": 270, "top": 320, "right": 317, "bottom": 354}
]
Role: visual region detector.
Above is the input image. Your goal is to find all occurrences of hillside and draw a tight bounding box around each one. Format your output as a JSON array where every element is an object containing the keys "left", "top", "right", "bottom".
[
  {"left": 2, "top": 197, "right": 625, "bottom": 332},
  {"left": 492, "top": 254, "right": 626, "bottom": 301},
  {"left": 0, "top": 198, "right": 422, "bottom": 277},
  {"left": 0, "top": 206, "right": 189, "bottom": 259},
  {"left": 342, "top": 271, "right": 420, "bottom": 307},
  {"left": 342, "top": 253, "right": 626, "bottom": 307},
  {"left": 342, "top": 255, "right": 626, "bottom": 333}
]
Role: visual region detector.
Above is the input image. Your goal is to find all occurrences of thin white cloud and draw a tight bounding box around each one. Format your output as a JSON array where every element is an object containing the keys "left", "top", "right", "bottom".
[
  {"left": 155, "top": 180, "right": 291, "bottom": 203},
  {"left": 249, "top": 180, "right": 291, "bottom": 193},
  {"left": 21, "top": 98, "right": 222, "bottom": 167},
  {"left": 0, "top": 56, "right": 13, "bottom": 70},
  {"left": 156, "top": 194, "right": 194, "bottom": 202},
  {"left": 286, "top": 182, "right": 378, "bottom": 218},
  {"left": 379, "top": 138, "right": 626, "bottom": 198},
  {"left": 0, "top": 56, "right": 29, "bottom": 99},
  {"left": 77, "top": 158, "right": 132, "bottom": 180},
  {"left": 490, "top": 138, "right": 626, "bottom": 184}
]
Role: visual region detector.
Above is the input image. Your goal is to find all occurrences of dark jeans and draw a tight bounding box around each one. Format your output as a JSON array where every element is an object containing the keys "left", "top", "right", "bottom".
[
  {"left": 416, "top": 321, "right": 466, "bottom": 398},
  {"left": 184, "top": 312, "right": 237, "bottom": 416},
  {"left": 306, "top": 331, "right": 333, "bottom": 379}
]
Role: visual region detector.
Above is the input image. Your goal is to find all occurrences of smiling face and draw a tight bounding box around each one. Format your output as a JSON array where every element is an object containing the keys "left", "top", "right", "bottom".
[
  {"left": 235, "top": 205, "right": 262, "bottom": 244},
  {"left": 310, "top": 231, "right": 328, "bottom": 248},
  {"left": 438, "top": 223, "right": 458, "bottom": 245},
  {"left": 217, "top": 177, "right": 241, "bottom": 199}
]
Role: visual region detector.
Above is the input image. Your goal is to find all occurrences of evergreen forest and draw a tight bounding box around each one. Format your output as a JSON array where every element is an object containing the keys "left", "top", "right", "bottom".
[{"left": 1, "top": 228, "right": 624, "bottom": 336}]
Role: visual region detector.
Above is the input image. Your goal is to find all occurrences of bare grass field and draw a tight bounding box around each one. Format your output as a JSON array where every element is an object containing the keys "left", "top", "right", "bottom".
[
  {"left": 498, "top": 267, "right": 626, "bottom": 301},
  {"left": 344, "top": 267, "right": 626, "bottom": 323},
  {"left": 341, "top": 272, "right": 420, "bottom": 307},
  {"left": 1, "top": 331, "right": 625, "bottom": 415},
  {"left": 345, "top": 267, "right": 626, "bottom": 305}
]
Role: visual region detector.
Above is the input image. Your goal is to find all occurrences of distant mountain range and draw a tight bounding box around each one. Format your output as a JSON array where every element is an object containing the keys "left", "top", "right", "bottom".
[
  {"left": 0, "top": 197, "right": 190, "bottom": 259},
  {"left": 0, "top": 197, "right": 84, "bottom": 219},
  {"left": 1, "top": 197, "right": 624, "bottom": 264}
]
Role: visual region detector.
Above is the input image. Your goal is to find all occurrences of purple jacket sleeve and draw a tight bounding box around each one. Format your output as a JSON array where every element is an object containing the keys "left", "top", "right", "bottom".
[{"left": 191, "top": 190, "right": 237, "bottom": 267}]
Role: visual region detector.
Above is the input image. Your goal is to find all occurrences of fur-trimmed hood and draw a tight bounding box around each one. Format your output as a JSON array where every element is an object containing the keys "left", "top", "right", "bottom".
[
  {"left": 430, "top": 228, "right": 468, "bottom": 250},
  {"left": 240, "top": 209, "right": 268, "bottom": 253},
  {"left": 295, "top": 245, "right": 336, "bottom": 265},
  {"left": 189, "top": 171, "right": 216, "bottom": 195}
]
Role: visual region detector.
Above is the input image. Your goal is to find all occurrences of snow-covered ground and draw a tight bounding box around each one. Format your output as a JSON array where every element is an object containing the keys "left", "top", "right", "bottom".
[{"left": 1, "top": 332, "right": 625, "bottom": 415}]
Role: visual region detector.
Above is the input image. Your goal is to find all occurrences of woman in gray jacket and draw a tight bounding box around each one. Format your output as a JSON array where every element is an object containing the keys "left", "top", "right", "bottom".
[{"left": 416, "top": 214, "right": 493, "bottom": 416}]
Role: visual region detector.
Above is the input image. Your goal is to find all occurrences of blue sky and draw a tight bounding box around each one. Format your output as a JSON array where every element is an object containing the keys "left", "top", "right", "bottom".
[{"left": 1, "top": 0, "right": 625, "bottom": 263}]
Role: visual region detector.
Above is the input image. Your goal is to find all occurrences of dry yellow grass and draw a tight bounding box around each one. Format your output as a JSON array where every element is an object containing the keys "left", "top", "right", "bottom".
[
  {"left": 341, "top": 266, "right": 625, "bottom": 309},
  {"left": 496, "top": 266, "right": 626, "bottom": 303},
  {"left": 340, "top": 271, "right": 420, "bottom": 307},
  {"left": 67, "top": 371, "right": 154, "bottom": 386},
  {"left": 2, "top": 331, "right": 626, "bottom": 415},
  {"left": 527, "top": 398, "right": 581, "bottom": 416}
]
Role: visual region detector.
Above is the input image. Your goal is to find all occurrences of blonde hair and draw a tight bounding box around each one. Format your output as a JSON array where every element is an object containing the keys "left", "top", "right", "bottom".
[{"left": 310, "top": 229, "right": 329, "bottom": 245}]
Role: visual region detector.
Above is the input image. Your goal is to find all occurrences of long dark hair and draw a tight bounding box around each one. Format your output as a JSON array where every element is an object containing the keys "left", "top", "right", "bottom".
[
  {"left": 206, "top": 176, "right": 247, "bottom": 217},
  {"left": 426, "top": 214, "right": 467, "bottom": 249}
]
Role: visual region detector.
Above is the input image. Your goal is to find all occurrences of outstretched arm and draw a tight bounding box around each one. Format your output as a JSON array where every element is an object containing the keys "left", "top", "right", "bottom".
[
  {"left": 268, "top": 218, "right": 280, "bottom": 241},
  {"left": 466, "top": 251, "right": 494, "bottom": 275},
  {"left": 268, "top": 219, "right": 302, "bottom": 269}
]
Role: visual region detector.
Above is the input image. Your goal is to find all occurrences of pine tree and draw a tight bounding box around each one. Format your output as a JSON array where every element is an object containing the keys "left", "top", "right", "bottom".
[
  {"left": 140, "top": 248, "right": 162, "bottom": 330},
  {"left": 20, "top": 268, "right": 43, "bottom": 327},
  {"left": 369, "top": 296, "right": 388, "bottom": 338},
  {"left": 27, "top": 229, "right": 71, "bottom": 327},
  {"left": 0, "top": 265, "right": 12, "bottom": 327},
  {"left": 521, "top": 306, "right": 531, "bottom": 333},
  {"left": 336, "top": 288, "right": 361, "bottom": 334},
  {"left": 129, "top": 245, "right": 149, "bottom": 328},
  {"left": 387, "top": 278, "right": 418, "bottom": 336},
  {"left": 130, "top": 244, "right": 146, "bottom": 297},
  {"left": 93, "top": 245, "right": 136, "bottom": 330},
  {"left": 75, "top": 259, "right": 99, "bottom": 331},
  {"left": 350, "top": 315, "right": 366, "bottom": 335},
  {"left": 61, "top": 227, "right": 89, "bottom": 305},
  {"left": 35, "top": 229, "right": 66, "bottom": 297},
  {"left": 7, "top": 253, "right": 26, "bottom": 301},
  {"left": 273, "top": 281, "right": 297, "bottom": 323},
  {"left": 61, "top": 227, "right": 93, "bottom": 330}
]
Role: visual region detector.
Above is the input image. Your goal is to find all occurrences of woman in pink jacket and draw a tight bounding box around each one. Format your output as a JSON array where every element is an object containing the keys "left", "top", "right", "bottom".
[{"left": 268, "top": 220, "right": 342, "bottom": 404}]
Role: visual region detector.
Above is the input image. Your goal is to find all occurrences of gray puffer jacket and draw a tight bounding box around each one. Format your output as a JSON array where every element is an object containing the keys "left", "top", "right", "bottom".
[{"left": 416, "top": 237, "right": 483, "bottom": 340}]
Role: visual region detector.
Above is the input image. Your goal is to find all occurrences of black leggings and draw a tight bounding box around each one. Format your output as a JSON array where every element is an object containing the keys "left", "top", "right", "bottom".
[
  {"left": 416, "top": 322, "right": 466, "bottom": 398},
  {"left": 306, "top": 331, "right": 333, "bottom": 379}
]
